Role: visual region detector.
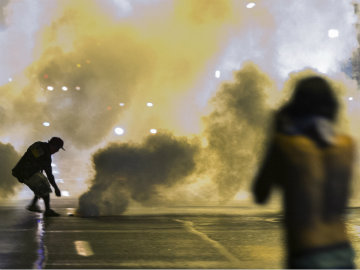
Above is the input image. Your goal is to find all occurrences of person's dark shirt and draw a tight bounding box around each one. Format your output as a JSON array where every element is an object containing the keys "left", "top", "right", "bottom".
[{"left": 12, "top": 141, "right": 54, "bottom": 182}]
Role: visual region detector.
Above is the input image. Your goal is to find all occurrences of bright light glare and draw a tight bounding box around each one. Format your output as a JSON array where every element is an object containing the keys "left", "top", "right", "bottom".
[
  {"left": 349, "top": 97, "right": 354, "bottom": 101},
  {"left": 215, "top": 70, "right": 221, "bottom": 78},
  {"left": 62, "top": 86, "right": 68, "bottom": 91},
  {"left": 114, "top": 127, "right": 125, "bottom": 135},
  {"left": 75, "top": 86, "right": 81, "bottom": 90},
  {"left": 43, "top": 122, "right": 50, "bottom": 127},
  {"left": 246, "top": 2, "right": 256, "bottom": 8},
  {"left": 61, "top": 191, "right": 70, "bottom": 197},
  {"left": 146, "top": 102, "right": 153, "bottom": 107},
  {"left": 150, "top": 129, "right": 157, "bottom": 134},
  {"left": 328, "top": 29, "right": 339, "bottom": 38},
  {"left": 119, "top": 103, "right": 125, "bottom": 107},
  {"left": 8, "top": 77, "right": 12, "bottom": 82},
  {"left": 234, "top": 191, "right": 250, "bottom": 201},
  {"left": 51, "top": 163, "right": 56, "bottom": 167},
  {"left": 47, "top": 86, "right": 54, "bottom": 91}
]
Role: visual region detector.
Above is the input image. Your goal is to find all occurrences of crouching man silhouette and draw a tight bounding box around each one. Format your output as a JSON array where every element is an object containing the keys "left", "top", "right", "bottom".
[{"left": 12, "top": 137, "right": 65, "bottom": 217}]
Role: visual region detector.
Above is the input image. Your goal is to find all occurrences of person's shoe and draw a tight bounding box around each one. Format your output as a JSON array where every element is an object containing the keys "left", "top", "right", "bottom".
[
  {"left": 26, "top": 204, "right": 42, "bottom": 213},
  {"left": 44, "top": 209, "right": 60, "bottom": 217}
]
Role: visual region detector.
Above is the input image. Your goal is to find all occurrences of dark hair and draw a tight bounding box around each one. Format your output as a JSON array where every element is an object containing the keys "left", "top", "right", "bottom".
[{"left": 282, "top": 76, "right": 338, "bottom": 121}]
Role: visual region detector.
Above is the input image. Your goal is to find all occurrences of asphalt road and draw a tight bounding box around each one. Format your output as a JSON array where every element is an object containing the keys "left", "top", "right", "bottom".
[
  {"left": 0, "top": 199, "right": 285, "bottom": 269},
  {"left": 3, "top": 199, "right": 360, "bottom": 269},
  {"left": 42, "top": 212, "right": 284, "bottom": 269}
]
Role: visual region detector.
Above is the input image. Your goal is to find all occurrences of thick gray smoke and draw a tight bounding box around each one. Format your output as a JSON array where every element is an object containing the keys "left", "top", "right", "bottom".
[
  {"left": 78, "top": 132, "right": 199, "bottom": 216},
  {"left": 0, "top": 142, "right": 20, "bottom": 198},
  {"left": 203, "top": 63, "right": 276, "bottom": 200}
]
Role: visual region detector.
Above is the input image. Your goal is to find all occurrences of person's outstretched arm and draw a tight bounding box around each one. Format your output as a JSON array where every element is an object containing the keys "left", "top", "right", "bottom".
[
  {"left": 44, "top": 166, "right": 61, "bottom": 197},
  {"left": 252, "top": 140, "right": 281, "bottom": 204}
]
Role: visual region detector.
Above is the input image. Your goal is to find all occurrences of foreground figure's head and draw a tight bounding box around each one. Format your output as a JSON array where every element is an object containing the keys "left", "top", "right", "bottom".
[{"left": 284, "top": 76, "right": 339, "bottom": 121}]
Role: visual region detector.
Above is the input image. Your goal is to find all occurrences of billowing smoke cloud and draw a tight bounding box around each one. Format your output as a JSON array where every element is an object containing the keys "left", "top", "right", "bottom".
[
  {"left": 0, "top": 0, "right": 359, "bottom": 206},
  {"left": 78, "top": 132, "right": 199, "bottom": 216},
  {"left": 0, "top": 142, "right": 20, "bottom": 198},
  {"left": 203, "top": 63, "right": 276, "bottom": 200}
]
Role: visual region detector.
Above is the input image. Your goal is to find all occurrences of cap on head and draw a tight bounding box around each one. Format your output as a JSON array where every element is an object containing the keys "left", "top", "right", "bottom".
[{"left": 49, "top": 137, "right": 65, "bottom": 151}]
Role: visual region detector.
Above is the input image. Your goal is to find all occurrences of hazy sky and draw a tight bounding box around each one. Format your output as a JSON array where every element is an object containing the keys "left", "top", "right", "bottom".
[{"left": 1, "top": 0, "right": 359, "bottom": 214}]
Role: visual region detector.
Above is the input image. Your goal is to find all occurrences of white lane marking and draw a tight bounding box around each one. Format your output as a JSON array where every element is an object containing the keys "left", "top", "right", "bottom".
[
  {"left": 74, "top": 241, "right": 94, "bottom": 257},
  {"left": 174, "top": 219, "right": 241, "bottom": 264}
]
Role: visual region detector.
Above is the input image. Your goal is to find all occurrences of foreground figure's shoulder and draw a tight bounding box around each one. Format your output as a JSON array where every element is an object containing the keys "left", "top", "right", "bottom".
[{"left": 335, "top": 134, "right": 354, "bottom": 145}]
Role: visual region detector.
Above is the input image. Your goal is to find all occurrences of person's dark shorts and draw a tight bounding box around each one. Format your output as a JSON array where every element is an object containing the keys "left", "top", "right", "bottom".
[
  {"left": 288, "top": 242, "right": 355, "bottom": 269},
  {"left": 24, "top": 172, "right": 52, "bottom": 197}
]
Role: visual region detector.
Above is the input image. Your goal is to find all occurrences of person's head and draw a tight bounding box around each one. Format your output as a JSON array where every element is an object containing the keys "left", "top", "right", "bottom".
[
  {"left": 48, "top": 137, "right": 65, "bottom": 154},
  {"left": 283, "top": 76, "right": 339, "bottom": 122}
]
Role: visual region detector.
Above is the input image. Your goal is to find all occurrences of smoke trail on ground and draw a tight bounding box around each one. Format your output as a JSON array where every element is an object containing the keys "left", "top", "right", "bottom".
[{"left": 78, "top": 132, "right": 199, "bottom": 216}]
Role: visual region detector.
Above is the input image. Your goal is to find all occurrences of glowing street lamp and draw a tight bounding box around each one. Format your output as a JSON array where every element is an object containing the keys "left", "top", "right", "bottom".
[
  {"left": 47, "top": 86, "right": 54, "bottom": 91},
  {"left": 150, "top": 129, "right": 157, "bottom": 134},
  {"left": 43, "top": 122, "right": 50, "bottom": 127},
  {"left": 215, "top": 70, "right": 221, "bottom": 78},
  {"left": 328, "top": 29, "right": 339, "bottom": 38},
  {"left": 114, "top": 127, "right": 125, "bottom": 135},
  {"left": 62, "top": 86, "right": 68, "bottom": 91},
  {"left": 146, "top": 102, "right": 153, "bottom": 107},
  {"left": 246, "top": 2, "right": 256, "bottom": 8}
]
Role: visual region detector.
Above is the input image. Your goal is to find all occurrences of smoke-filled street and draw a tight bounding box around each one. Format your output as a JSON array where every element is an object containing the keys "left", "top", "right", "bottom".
[{"left": 2, "top": 0, "right": 360, "bottom": 268}]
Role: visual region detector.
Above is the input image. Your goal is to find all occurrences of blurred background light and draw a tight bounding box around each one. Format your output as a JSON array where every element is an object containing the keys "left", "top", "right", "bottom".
[
  {"left": 114, "top": 127, "right": 125, "bottom": 135},
  {"left": 328, "top": 29, "right": 339, "bottom": 38},
  {"left": 246, "top": 2, "right": 256, "bottom": 9}
]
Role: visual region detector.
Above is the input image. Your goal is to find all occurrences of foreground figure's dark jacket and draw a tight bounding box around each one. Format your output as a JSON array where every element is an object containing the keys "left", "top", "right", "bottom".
[{"left": 253, "top": 118, "right": 355, "bottom": 254}]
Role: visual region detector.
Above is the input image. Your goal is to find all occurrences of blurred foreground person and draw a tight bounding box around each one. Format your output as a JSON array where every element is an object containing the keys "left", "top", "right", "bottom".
[
  {"left": 252, "top": 76, "right": 356, "bottom": 269},
  {"left": 12, "top": 137, "right": 65, "bottom": 217}
]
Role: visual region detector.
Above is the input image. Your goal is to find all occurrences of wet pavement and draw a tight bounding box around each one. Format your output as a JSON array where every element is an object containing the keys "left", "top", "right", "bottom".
[
  {"left": 2, "top": 199, "right": 360, "bottom": 269},
  {"left": 0, "top": 205, "right": 40, "bottom": 269},
  {"left": 0, "top": 199, "right": 286, "bottom": 269}
]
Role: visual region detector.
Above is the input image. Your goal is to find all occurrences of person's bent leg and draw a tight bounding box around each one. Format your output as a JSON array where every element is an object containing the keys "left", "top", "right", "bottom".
[
  {"left": 43, "top": 194, "right": 50, "bottom": 211},
  {"left": 42, "top": 194, "right": 60, "bottom": 217},
  {"left": 26, "top": 195, "right": 42, "bottom": 212}
]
